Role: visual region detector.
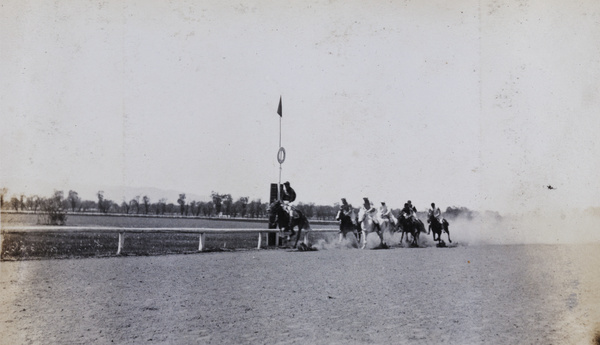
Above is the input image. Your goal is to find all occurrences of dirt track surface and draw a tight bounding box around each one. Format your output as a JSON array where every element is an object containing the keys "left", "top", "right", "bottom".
[{"left": 1, "top": 244, "right": 599, "bottom": 345}]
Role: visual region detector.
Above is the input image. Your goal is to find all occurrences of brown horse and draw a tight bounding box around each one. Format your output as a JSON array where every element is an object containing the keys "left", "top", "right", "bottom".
[
  {"left": 267, "top": 200, "right": 311, "bottom": 248},
  {"left": 398, "top": 214, "right": 425, "bottom": 247},
  {"left": 428, "top": 215, "right": 452, "bottom": 245},
  {"left": 335, "top": 208, "right": 359, "bottom": 244}
]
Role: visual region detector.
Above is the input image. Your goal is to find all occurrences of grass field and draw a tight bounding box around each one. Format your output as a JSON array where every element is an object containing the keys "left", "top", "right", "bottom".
[{"left": 0, "top": 213, "right": 338, "bottom": 260}]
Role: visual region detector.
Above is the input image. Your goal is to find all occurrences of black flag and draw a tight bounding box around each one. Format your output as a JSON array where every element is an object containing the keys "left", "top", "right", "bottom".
[{"left": 277, "top": 96, "right": 282, "bottom": 117}]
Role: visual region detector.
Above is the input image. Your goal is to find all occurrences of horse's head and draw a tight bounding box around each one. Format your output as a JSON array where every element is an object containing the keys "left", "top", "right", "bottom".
[
  {"left": 347, "top": 208, "right": 356, "bottom": 219},
  {"left": 359, "top": 207, "right": 379, "bottom": 226},
  {"left": 335, "top": 209, "right": 342, "bottom": 221},
  {"left": 267, "top": 200, "right": 282, "bottom": 226},
  {"left": 337, "top": 208, "right": 356, "bottom": 224},
  {"left": 357, "top": 207, "right": 367, "bottom": 223}
]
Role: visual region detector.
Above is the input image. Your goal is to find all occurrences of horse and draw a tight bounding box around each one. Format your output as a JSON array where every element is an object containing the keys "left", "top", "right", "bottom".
[
  {"left": 428, "top": 215, "right": 452, "bottom": 245},
  {"left": 357, "top": 207, "right": 386, "bottom": 249},
  {"left": 335, "top": 208, "right": 359, "bottom": 244},
  {"left": 398, "top": 214, "right": 425, "bottom": 247},
  {"left": 267, "top": 200, "right": 311, "bottom": 248}
]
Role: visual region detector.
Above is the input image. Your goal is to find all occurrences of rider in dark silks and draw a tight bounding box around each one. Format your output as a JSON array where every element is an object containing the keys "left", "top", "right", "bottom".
[
  {"left": 399, "top": 201, "right": 422, "bottom": 246},
  {"left": 336, "top": 198, "right": 358, "bottom": 242},
  {"left": 280, "top": 181, "right": 297, "bottom": 230},
  {"left": 407, "top": 200, "right": 417, "bottom": 214},
  {"left": 338, "top": 198, "right": 353, "bottom": 228},
  {"left": 401, "top": 201, "right": 417, "bottom": 223}
]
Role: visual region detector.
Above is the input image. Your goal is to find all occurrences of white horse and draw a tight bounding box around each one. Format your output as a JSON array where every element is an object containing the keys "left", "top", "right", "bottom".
[{"left": 357, "top": 206, "right": 385, "bottom": 249}]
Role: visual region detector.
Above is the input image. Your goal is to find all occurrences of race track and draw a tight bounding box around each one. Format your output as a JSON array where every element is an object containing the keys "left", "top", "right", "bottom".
[{"left": 1, "top": 244, "right": 599, "bottom": 344}]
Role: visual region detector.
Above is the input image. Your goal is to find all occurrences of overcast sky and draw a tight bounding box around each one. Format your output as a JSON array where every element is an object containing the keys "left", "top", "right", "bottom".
[{"left": 2, "top": 0, "right": 599, "bottom": 215}]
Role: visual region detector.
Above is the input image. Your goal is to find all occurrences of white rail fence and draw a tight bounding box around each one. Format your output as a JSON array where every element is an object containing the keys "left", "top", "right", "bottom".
[{"left": 0, "top": 226, "right": 339, "bottom": 257}]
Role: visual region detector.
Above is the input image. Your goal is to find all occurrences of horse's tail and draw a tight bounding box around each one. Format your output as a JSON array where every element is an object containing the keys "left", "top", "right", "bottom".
[
  {"left": 419, "top": 220, "right": 427, "bottom": 233},
  {"left": 390, "top": 214, "right": 398, "bottom": 226},
  {"left": 296, "top": 210, "right": 311, "bottom": 231},
  {"left": 303, "top": 215, "right": 312, "bottom": 231}
]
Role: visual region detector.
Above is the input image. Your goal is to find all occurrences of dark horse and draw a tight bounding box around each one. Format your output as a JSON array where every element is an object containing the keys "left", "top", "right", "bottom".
[
  {"left": 335, "top": 208, "right": 359, "bottom": 244},
  {"left": 267, "top": 200, "right": 311, "bottom": 248},
  {"left": 398, "top": 214, "right": 426, "bottom": 247},
  {"left": 428, "top": 215, "right": 452, "bottom": 245}
]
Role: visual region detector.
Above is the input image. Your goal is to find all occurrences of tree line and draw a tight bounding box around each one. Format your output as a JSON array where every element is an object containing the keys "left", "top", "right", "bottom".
[
  {"left": 0, "top": 187, "right": 484, "bottom": 223},
  {"left": 0, "top": 188, "right": 343, "bottom": 221},
  {"left": 0, "top": 189, "right": 265, "bottom": 218}
]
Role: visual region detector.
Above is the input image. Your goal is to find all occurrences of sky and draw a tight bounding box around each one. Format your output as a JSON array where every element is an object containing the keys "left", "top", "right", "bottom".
[{"left": 1, "top": 0, "right": 600, "bottom": 216}]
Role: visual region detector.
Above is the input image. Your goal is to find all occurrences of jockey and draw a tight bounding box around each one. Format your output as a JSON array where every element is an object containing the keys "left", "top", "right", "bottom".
[
  {"left": 281, "top": 181, "right": 297, "bottom": 228},
  {"left": 401, "top": 201, "right": 417, "bottom": 222},
  {"left": 281, "top": 181, "right": 296, "bottom": 203},
  {"left": 427, "top": 202, "right": 440, "bottom": 233},
  {"left": 379, "top": 201, "right": 394, "bottom": 224},
  {"left": 337, "top": 198, "right": 353, "bottom": 221},
  {"left": 428, "top": 202, "right": 443, "bottom": 223},
  {"left": 337, "top": 198, "right": 355, "bottom": 232},
  {"left": 360, "top": 197, "right": 381, "bottom": 231},
  {"left": 407, "top": 200, "right": 417, "bottom": 213},
  {"left": 361, "top": 197, "right": 376, "bottom": 214},
  {"left": 379, "top": 201, "right": 388, "bottom": 215},
  {"left": 340, "top": 198, "right": 352, "bottom": 215},
  {"left": 359, "top": 197, "right": 375, "bottom": 219}
]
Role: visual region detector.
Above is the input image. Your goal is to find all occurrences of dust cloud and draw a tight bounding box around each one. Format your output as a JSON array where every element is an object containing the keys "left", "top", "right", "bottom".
[
  {"left": 310, "top": 209, "right": 600, "bottom": 249},
  {"left": 444, "top": 209, "right": 600, "bottom": 245}
]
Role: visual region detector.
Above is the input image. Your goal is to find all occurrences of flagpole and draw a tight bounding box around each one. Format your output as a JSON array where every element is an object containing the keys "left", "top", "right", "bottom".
[
  {"left": 277, "top": 96, "right": 283, "bottom": 201},
  {"left": 278, "top": 114, "right": 282, "bottom": 201}
]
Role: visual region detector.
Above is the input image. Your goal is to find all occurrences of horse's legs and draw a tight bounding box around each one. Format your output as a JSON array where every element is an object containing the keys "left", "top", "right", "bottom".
[
  {"left": 285, "top": 219, "right": 295, "bottom": 238},
  {"left": 294, "top": 226, "right": 302, "bottom": 248},
  {"left": 433, "top": 226, "right": 440, "bottom": 242},
  {"left": 360, "top": 231, "right": 367, "bottom": 249},
  {"left": 378, "top": 231, "right": 385, "bottom": 246},
  {"left": 446, "top": 227, "right": 452, "bottom": 243}
]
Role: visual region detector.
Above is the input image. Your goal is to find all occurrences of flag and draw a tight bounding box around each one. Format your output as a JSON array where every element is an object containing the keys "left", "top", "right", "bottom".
[{"left": 277, "top": 96, "right": 282, "bottom": 117}]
